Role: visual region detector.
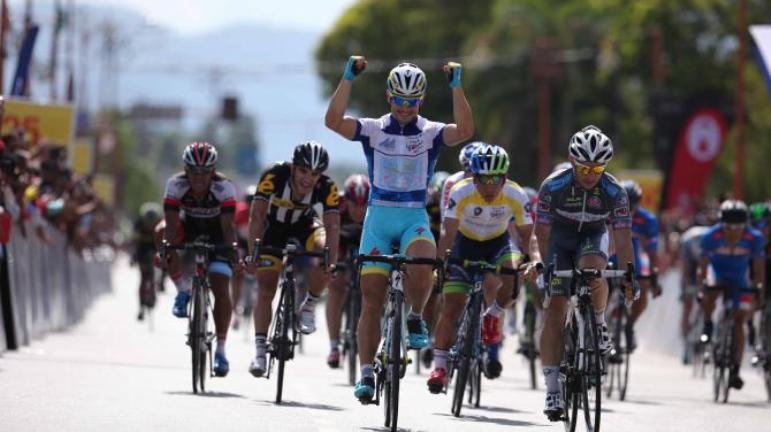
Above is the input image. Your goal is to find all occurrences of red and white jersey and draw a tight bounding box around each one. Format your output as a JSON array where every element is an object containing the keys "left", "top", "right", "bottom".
[
  {"left": 440, "top": 170, "right": 466, "bottom": 220},
  {"left": 163, "top": 172, "right": 237, "bottom": 220}
]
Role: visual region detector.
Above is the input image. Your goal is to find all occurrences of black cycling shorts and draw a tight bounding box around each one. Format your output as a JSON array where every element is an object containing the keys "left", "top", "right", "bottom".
[{"left": 546, "top": 224, "right": 609, "bottom": 297}]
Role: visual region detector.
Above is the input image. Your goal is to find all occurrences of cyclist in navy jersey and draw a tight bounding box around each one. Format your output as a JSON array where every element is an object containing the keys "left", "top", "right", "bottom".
[{"left": 534, "top": 126, "right": 637, "bottom": 418}]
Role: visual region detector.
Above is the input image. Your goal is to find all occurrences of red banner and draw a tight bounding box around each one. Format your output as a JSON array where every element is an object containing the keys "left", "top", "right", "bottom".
[{"left": 663, "top": 107, "right": 727, "bottom": 214}]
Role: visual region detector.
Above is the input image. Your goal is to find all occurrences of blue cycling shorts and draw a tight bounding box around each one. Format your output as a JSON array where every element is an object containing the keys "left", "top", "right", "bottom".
[{"left": 359, "top": 205, "right": 435, "bottom": 276}]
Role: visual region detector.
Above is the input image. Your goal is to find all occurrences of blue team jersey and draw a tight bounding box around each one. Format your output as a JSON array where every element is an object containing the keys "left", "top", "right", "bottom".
[
  {"left": 352, "top": 114, "right": 446, "bottom": 208},
  {"left": 700, "top": 224, "right": 765, "bottom": 288},
  {"left": 631, "top": 207, "right": 659, "bottom": 258}
]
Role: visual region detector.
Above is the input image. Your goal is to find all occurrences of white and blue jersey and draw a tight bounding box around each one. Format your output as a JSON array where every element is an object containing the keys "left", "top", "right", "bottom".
[
  {"left": 352, "top": 114, "right": 446, "bottom": 208},
  {"left": 700, "top": 224, "right": 764, "bottom": 290}
]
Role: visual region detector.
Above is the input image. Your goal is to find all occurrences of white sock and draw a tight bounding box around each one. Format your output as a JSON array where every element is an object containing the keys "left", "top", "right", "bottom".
[
  {"left": 216, "top": 338, "right": 226, "bottom": 356},
  {"left": 172, "top": 273, "right": 191, "bottom": 293},
  {"left": 543, "top": 366, "right": 559, "bottom": 393},
  {"left": 485, "top": 300, "right": 505, "bottom": 318},
  {"left": 330, "top": 339, "right": 339, "bottom": 351},
  {"left": 433, "top": 349, "right": 448, "bottom": 370},
  {"left": 303, "top": 292, "right": 319, "bottom": 309},
  {"left": 361, "top": 364, "right": 374, "bottom": 379},
  {"left": 595, "top": 308, "right": 606, "bottom": 325},
  {"left": 255, "top": 334, "right": 267, "bottom": 358}
]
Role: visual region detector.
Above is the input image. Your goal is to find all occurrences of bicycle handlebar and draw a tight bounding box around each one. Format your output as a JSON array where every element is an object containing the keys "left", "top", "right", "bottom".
[
  {"left": 356, "top": 253, "right": 442, "bottom": 268},
  {"left": 444, "top": 256, "right": 542, "bottom": 276},
  {"left": 247, "top": 238, "right": 330, "bottom": 268},
  {"left": 552, "top": 262, "right": 634, "bottom": 283},
  {"left": 160, "top": 240, "right": 238, "bottom": 257}
]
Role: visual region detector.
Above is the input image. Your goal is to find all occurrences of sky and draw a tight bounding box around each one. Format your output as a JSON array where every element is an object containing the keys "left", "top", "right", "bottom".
[{"left": 81, "top": 0, "right": 359, "bottom": 34}]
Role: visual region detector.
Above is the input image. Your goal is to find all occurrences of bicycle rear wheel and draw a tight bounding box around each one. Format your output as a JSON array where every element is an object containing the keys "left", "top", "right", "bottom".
[
  {"left": 562, "top": 319, "right": 579, "bottom": 432},
  {"left": 198, "top": 285, "right": 209, "bottom": 393},
  {"left": 469, "top": 357, "right": 482, "bottom": 407},
  {"left": 524, "top": 300, "right": 538, "bottom": 390}
]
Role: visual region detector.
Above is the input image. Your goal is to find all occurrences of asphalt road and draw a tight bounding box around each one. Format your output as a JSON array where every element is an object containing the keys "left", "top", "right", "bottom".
[{"left": 1, "top": 257, "right": 769, "bottom": 431}]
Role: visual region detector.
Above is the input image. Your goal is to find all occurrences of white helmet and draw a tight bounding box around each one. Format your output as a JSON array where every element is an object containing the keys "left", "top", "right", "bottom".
[
  {"left": 387, "top": 63, "right": 427, "bottom": 98},
  {"left": 568, "top": 125, "right": 613, "bottom": 164},
  {"left": 459, "top": 141, "right": 484, "bottom": 170}
]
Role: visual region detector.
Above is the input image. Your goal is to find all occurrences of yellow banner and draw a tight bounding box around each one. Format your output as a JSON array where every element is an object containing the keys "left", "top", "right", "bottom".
[
  {"left": 2, "top": 99, "right": 75, "bottom": 146},
  {"left": 92, "top": 174, "right": 115, "bottom": 207},
  {"left": 616, "top": 169, "right": 664, "bottom": 212},
  {"left": 71, "top": 139, "right": 94, "bottom": 175}
]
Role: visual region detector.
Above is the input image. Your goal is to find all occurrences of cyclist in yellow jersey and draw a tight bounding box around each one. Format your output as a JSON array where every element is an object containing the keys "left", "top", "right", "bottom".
[{"left": 427, "top": 145, "right": 535, "bottom": 392}]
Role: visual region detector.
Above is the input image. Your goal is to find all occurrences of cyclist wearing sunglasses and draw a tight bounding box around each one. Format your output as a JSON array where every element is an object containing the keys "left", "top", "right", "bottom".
[
  {"left": 246, "top": 140, "right": 340, "bottom": 377},
  {"left": 426, "top": 145, "right": 535, "bottom": 392},
  {"left": 533, "top": 125, "right": 638, "bottom": 418},
  {"left": 163, "top": 141, "right": 238, "bottom": 377},
  {"left": 325, "top": 56, "right": 474, "bottom": 402},
  {"left": 697, "top": 199, "right": 765, "bottom": 390}
]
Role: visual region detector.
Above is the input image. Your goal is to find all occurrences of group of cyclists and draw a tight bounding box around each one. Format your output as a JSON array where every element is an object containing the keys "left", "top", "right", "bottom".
[{"left": 130, "top": 54, "right": 769, "bottom": 423}]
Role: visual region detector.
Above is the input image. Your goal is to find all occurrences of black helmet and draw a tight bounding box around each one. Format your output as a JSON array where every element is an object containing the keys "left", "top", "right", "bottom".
[
  {"left": 719, "top": 199, "right": 748, "bottom": 224},
  {"left": 292, "top": 140, "right": 329, "bottom": 172},
  {"left": 620, "top": 180, "right": 642, "bottom": 206}
]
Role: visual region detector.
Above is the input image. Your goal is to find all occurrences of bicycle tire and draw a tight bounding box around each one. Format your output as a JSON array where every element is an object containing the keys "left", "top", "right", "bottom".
[
  {"left": 198, "top": 284, "right": 208, "bottom": 393},
  {"left": 582, "top": 307, "right": 602, "bottom": 432},
  {"left": 346, "top": 289, "right": 360, "bottom": 386},
  {"left": 274, "top": 281, "right": 291, "bottom": 404},
  {"left": 763, "top": 312, "right": 771, "bottom": 402},
  {"left": 388, "top": 294, "right": 403, "bottom": 432},
  {"left": 190, "top": 277, "right": 204, "bottom": 394},
  {"left": 470, "top": 358, "right": 482, "bottom": 407},
  {"left": 452, "top": 294, "right": 481, "bottom": 418},
  {"left": 619, "top": 308, "right": 631, "bottom": 401},
  {"left": 721, "top": 318, "right": 734, "bottom": 404},
  {"left": 524, "top": 300, "right": 538, "bottom": 390},
  {"left": 562, "top": 317, "right": 579, "bottom": 432}
]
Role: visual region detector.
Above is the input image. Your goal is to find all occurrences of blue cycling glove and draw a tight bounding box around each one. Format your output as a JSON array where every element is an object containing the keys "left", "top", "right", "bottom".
[
  {"left": 446, "top": 62, "right": 462, "bottom": 88},
  {"left": 343, "top": 56, "right": 365, "bottom": 81}
]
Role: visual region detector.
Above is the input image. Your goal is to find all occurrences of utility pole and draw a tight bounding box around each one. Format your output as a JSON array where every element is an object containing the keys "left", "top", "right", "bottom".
[
  {"left": 733, "top": 0, "right": 747, "bottom": 199},
  {"left": 532, "top": 37, "right": 560, "bottom": 181}
]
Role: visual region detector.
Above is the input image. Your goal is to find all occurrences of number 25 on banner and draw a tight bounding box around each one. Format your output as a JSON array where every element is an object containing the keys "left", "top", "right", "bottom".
[{"left": 2, "top": 114, "right": 41, "bottom": 145}]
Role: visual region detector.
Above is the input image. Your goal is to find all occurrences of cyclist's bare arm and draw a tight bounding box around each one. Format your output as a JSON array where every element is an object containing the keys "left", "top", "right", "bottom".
[
  {"left": 752, "top": 256, "right": 765, "bottom": 289},
  {"left": 325, "top": 78, "right": 358, "bottom": 139},
  {"left": 440, "top": 87, "right": 474, "bottom": 147},
  {"left": 220, "top": 211, "right": 236, "bottom": 246},
  {"left": 696, "top": 255, "right": 710, "bottom": 285},
  {"left": 323, "top": 211, "right": 341, "bottom": 267},
  {"left": 612, "top": 227, "right": 635, "bottom": 270},
  {"left": 534, "top": 223, "right": 551, "bottom": 265},
  {"left": 164, "top": 209, "right": 181, "bottom": 245},
  {"left": 513, "top": 222, "right": 534, "bottom": 259},
  {"left": 247, "top": 199, "right": 269, "bottom": 257},
  {"left": 438, "top": 217, "right": 460, "bottom": 260}
]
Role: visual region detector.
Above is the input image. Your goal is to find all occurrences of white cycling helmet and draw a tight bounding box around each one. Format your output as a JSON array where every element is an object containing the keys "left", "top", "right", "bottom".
[
  {"left": 183, "top": 141, "right": 218, "bottom": 168},
  {"left": 459, "top": 141, "right": 484, "bottom": 170},
  {"left": 387, "top": 63, "right": 427, "bottom": 98},
  {"left": 568, "top": 125, "right": 613, "bottom": 164}
]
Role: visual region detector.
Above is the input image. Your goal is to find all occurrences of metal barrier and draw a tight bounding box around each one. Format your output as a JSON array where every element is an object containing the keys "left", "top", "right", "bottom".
[{"left": 0, "top": 221, "right": 112, "bottom": 353}]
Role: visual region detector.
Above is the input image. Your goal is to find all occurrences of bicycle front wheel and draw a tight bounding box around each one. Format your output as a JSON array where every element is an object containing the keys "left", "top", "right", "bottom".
[
  {"left": 274, "top": 282, "right": 292, "bottom": 404},
  {"left": 383, "top": 295, "right": 402, "bottom": 431},
  {"left": 581, "top": 309, "right": 602, "bottom": 432},
  {"left": 452, "top": 297, "right": 480, "bottom": 418},
  {"left": 524, "top": 300, "right": 538, "bottom": 390}
]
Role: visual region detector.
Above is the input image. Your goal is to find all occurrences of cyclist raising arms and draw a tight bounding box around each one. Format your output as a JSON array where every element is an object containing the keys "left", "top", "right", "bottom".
[
  {"left": 698, "top": 200, "right": 765, "bottom": 390},
  {"left": 164, "top": 142, "right": 238, "bottom": 377},
  {"left": 325, "top": 174, "right": 369, "bottom": 368},
  {"left": 534, "top": 126, "right": 637, "bottom": 418},
  {"left": 325, "top": 56, "right": 474, "bottom": 402},
  {"left": 246, "top": 141, "right": 340, "bottom": 377},
  {"left": 426, "top": 145, "right": 534, "bottom": 392}
]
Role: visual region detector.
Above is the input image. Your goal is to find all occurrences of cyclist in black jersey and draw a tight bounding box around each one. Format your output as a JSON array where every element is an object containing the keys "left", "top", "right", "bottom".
[
  {"left": 325, "top": 174, "right": 368, "bottom": 368},
  {"left": 534, "top": 126, "right": 637, "bottom": 418},
  {"left": 163, "top": 141, "right": 238, "bottom": 377},
  {"left": 133, "top": 202, "right": 162, "bottom": 321},
  {"left": 246, "top": 141, "right": 340, "bottom": 377}
]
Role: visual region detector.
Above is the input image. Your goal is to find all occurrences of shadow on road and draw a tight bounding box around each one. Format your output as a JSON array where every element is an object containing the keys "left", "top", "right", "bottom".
[
  {"left": 255, "top": 399, "right": 345, "bottom": 411},
  {"left": 433, "top": 412, "right": 546, "bottom": 427},
  {"left": 165, "top": 390, "right": 246, "bottom": 398},
  {"left": 361, "top": 426, "right": 426, "bottom": 432},
  {"left": 466, "top": 404, "right": 526, "bottom": 414}
]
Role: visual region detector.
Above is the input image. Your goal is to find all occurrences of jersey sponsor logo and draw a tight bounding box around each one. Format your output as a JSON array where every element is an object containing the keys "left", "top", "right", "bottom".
[
  {"left": 474, "top": 207, "right": 483, "bottom": 216},
  {"left": 326, "top": 183, "right": 340, "bottom": 207},
  {"left": 538, "top": 201, "right": 550, "bottom": 212},
  {"left": 490, "top": 206, "right": 506, "bottom": 218},
  {"left": 415, "top": 226, "right": 426, "bottom": 236},
  {"left": 587, "top": 196, "right": 602, "bottom": 209},
  {"left": 613, "top": 206, "right": 629, "bottom": 218},
  {"left": 271, "top": 197, "right": 310, "bottom": 211},
  {"left": 406, "top": 136, "right": 424, "bottom": 153},
  {"left": 540, "top": 194, "right": 552, "bottom": 203},
  {"left": 258, "top": 174, "right": 276, "bottom": 195},
  {"left": 378, "top": 137, "right": 397, "bottom": 151},
  {"left": 448, "top": 198, "right": 457, "bottom": 210}
]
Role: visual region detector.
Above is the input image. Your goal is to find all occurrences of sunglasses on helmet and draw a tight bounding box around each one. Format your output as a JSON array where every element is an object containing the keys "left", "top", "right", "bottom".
[
  {"left": 389, "top": 95, "right": 422, "bottom": 108},
  {"left": 573, "top": 161, "right": 606, "bottom": 175}
]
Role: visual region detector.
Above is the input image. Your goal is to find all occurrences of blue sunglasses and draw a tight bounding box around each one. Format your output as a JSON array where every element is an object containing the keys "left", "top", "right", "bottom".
[{"left": 390, "top": 95, "right": 422, "bottom": 108}]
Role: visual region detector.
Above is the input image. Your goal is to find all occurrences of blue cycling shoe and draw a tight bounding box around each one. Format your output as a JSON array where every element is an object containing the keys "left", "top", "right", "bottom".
[
  {"left": 354, "top": 376, "right": 376, "bottom": 403},
  {"left": 213, "top": 352, "right": 230, "bottom": 377},
  {"left": 172, "top": 291, "right": 190, "bottom": 318},
  {"left": 407, "top": 317, "right": 429, "bottom": 349}
]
